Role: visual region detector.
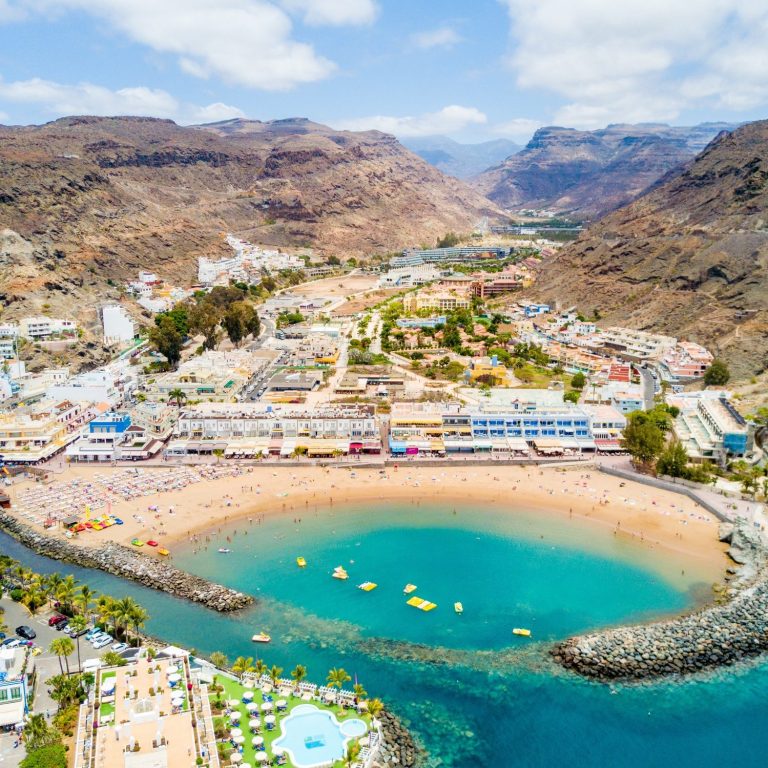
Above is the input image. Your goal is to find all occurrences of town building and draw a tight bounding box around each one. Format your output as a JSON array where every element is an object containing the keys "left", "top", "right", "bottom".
[
  {"left": 198, "top": 235, "right": 303, "bottom": 285},
  {"left": 403, "top": 289, "right": 471, "bottom": 313},
  {"left": 583, "top": 404, "right": 628, "bottom": 452},
  {"left": 17, "top": 316, "right": 78, "bottom": 340},
  {"left": 130, "top": 401, "right": 178, "bottom": 440},
  {"left": 466, "top": 356, "right": 510, "bottom": 386},
  {"left": 378, "top": 264, "right": 441, "bottom": 288},
  {"left": 392, "top": 246, "right": 511, "bottom": 269},
  {"left": 396, "top": 316, "right": 447, "bottom": 329},
  {"left": 47, "top": 368, "right": 127, "bottom": 407},
  {"left": 660, "top": 341, "right": 714, "bottom": 382},
  {"left": 168, "top": 403, "right": 381, "bottom": 457},
  {"left": 669, "top": 391, "right": 754, "bottom": 464},
  {"left": 0, "top": 646, "right": 32, "bottom": 728},
  {"left": 102, "top": 305, "right": 136, "bottom": 346},
  {"left": 66, "top": 411, "right": 163, "bottom": 462},
  {"left": 470, "top": 269, "right": 529, "bottom": 298},
  {"left": 0, "top": 400, "right": 84, "bottom": 462},
  {"left": 596, "top": 327, "right": 677, "bottom": 361}
]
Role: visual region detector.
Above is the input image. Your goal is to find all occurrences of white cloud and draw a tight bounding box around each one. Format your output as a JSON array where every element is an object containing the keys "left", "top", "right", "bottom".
[
  {"left": 279, "top": 0, "right": 377, "bottom": 26},
  {"left": 411, "top": 26, "right": 461, "bottom": 50},
  {"left": 0, "top": 76, "right": 244, "bottom": 124},
  {"left": 490, "top": 117, "right": 542, "bottom": 144},
  {"left": 337, "top": 105, "right": 487, "bottom": 137},
  {"left": 501, "top": 0, "right": 768, "bottom": 127},
  {"left": 14, "top": 0, "right": 340, "bottom": 90}
]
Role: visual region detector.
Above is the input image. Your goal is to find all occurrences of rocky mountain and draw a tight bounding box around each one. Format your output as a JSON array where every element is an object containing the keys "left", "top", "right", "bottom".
[
  {"left": 532, "top": 120, "right": 768, "bottom": 378},
  {"left": 473, "top": 123, "right": 738, "bottom": 218},
  {"left": 401, "top": 135, "right": 521, "bottom": 179},
  {"left": 0, "top": 115, "right": 499, "bottom": 328}
]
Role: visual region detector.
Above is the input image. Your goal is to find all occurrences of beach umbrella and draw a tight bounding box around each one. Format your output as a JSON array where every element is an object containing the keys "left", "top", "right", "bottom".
[
  {"left": 168, "top": 674, "right": 181, "bottom": 684},
  {"left": 230, "top": 711, "right": 242, "bottom": 722},
  {"left": 230, "top": 754, "right": 242, "bottom": 764},
  {"left": 275, "top": 699, "right": 286, "bottom": 709},
  {"left": 251, "top": 736, "right": 263, "bottom": 747},
  {"left": 248, "top": 718, "right": 260, "bottom": 730},
  {"left": 246, "top": 703, "right": 258, "bottom": 713},
  {"left": 260, "top": 702, "right": 272, "bottom": 711},
  {"left": 166, "top": 665, "right": 178, "bottom": 674},
  {"left": 230, "top": 728, "right": 243, "bottom": 738},
  {"left": 255, "top": 753, "right": 268, "bottom": 763},
  {"left": 233, "top": 735, "right": 245, "bottom": 745},
  {"left": 240, "top": 764, "right": 252, "bottom": 768},
  {"left": 243, "top": 691, "right": 254, "bottom": 702},
  {"left": 243, "top": 680, "right": 254, "bottom": 689},
  {"left": 171, "top": 696, "right": 184, "bottom": 707},
  {"left": 261, "top": 684, "right": 272, "bottom": 694},
  {"left": 264, "top": 715, "right": 275, "bottom": 725},
  {"left": 228, "top": 699, "right": 241, "bottom": 708}
]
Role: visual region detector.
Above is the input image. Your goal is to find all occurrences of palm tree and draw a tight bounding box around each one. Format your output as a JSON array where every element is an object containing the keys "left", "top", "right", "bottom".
[
  {"left": 367, "top": 698, "right": 384, "bottom": 724},
  {"left": 50, "top": 636, "right": 75, "bottom": 676},
  {"left": 290, "top": 664, "right": 307, "bottom": 691},
  {"left": 76, "top": 584, "right": 97, "bottom": 621},
  {"left": 96, "top": 595, "right": 116, "bottom": 633},
  {"left": 22, "top": 584, "right": 48, "bottom": 614},
  {"left": 326, "top": 668, "right": 351, "bottom": 710},
  {"left": 68, "top": 615, "right": 87, "bottom": 672},
  {"left": 269, "top": 665, "right": 283, "bottom": 689},
  {"left": 353, "top": 682, "right": 367, "bottom": 701},
  {"left": 56, "top": 575, "right": 78, "bottom": 614},
  {"left": 254, "top": 658, "right": 267, "bottom": 681},
  {"left": 232, "top": 656, "right": 255, "bottom": 679},
  {"left": 127, "top": 604, "right": 149, "bottom": 646},
  {"left": 23, "top": 714, "right": 50, "bottom": 749},
  {"left": 344, "top": 741, "right": 361, "bottom": 768},
  {"left": 44, "top": 572, "right": 64, "bottom": 604},
  {"left": 210, "top": 651, "right": 228, "bottom": 670},
  {"left": 168, "top": 388, "right": 187, "bottom": 409},
  {"left": 110, "top": 596, "right": 138, "bottom": 640}
]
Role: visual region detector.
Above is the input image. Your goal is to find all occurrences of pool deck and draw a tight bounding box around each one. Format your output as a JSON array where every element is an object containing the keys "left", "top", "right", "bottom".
[{"left": 210, "top": 673, "right": 374, "bottom": 768}]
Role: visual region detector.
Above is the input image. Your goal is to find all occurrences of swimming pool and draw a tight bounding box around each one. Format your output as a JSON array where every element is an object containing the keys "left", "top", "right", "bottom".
[{"left": 272, "top": 704, "right": 367, "bottom": 768}]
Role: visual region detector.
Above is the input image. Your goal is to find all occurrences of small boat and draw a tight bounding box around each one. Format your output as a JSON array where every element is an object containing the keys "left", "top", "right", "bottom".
[
  {"left": 513, "top": 628, "right": 532, "bottom": 637},
  {"left": 358, "top": 582, "right": 377, "bottom": 592},
  {"left": 252, "top": 633, "right": 271, "bottom": 643},
  {"left": 146, "top": 540, "right": 159, "bottom": 547},
  {"left": 403, "top": 584, "right": 417, "bottom": 595},
  {"left": 332, "top": 566, "right": 349, "bottom": 580},
  {"left": 131, "top": 538, "right": 144, "bottom": 547},
  {"left": 406, "top": 596, "right": 437, "bottom": 612},
  {"left": 158, "top": 548, "right": 170, "bottom": 556},
  {"left": 218, "top": 548, "right": 231, "bottom": 554},
  {"left": 296, "top": 557, "right": 306, "bottom": 568},
  {"left": 454, "top": 602, "right": 463, "bottom": 614}
]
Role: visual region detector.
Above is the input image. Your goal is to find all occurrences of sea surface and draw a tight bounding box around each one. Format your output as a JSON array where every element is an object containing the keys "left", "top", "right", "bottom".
[{"left": 3, "top": 501, "right": 768, "bottom": 767}]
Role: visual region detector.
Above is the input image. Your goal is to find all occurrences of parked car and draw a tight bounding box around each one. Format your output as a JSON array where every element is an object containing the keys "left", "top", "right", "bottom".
[
  {"left": 55, "top": 621, "right": 69, "bottom": 632},
  {"left": 110, "top": 642, "right": 128, "bottom": 653},
  {"left": 48, "top": 614, "right": 67, "bottom": 627},
  {"left": 0, "top": 632, "right": 6, "bottom": 640},
  {"left": 85, "top": 628, "right": 101, "bottom": 640},
  {"left": 15, "top": 626, "right": 36, "bottom": 640},
  {"left": 92, "top": 636, "right": 113, "bottom": 650},
  {"left": 2, "top": 639, "right": 21, "bottom": 648},
  {"left": 89, "top": 632, "right": 108, "bottom": 644},
  {"left": 70, "top": 627, "right": 89, "bottom": 638}
]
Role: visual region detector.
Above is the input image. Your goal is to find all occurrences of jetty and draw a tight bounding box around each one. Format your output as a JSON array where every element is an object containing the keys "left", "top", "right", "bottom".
[
  {"left": 0, "top": 511, "right": 252, "bottom": 612},
  {"left": 553, "top": 521, "right": 768, "bottom": 680}
]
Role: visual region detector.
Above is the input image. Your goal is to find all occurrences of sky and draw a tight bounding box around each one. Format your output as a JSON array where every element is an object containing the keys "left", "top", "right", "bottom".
[{"left": 0, "top": 0, "right": 767, "bottom": 144}]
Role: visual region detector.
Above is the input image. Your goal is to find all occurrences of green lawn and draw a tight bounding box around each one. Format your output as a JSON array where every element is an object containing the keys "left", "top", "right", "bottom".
[{"left": 209, "top": 675, "right": 371, "bottom": 768}]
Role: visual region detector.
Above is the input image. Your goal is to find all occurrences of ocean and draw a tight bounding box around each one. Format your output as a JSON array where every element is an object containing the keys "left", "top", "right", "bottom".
[{"left": 2, "top": 501, "right": 766, "bottom": 767}]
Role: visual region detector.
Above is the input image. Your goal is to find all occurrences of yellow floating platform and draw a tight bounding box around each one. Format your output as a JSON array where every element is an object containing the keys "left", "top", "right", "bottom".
[
  {"left": 407, "top": 596, "right": 437, "bottom": 612},
  {"left": 332, "top": 566, "right": 349, "bottom": 580},
  {"left": 454, "top": 602, "right": 463, "bottom": 614},
  {"left": 297, "top": 557, "right": 306, "bottom": 567},
  {"left": 403, "top": 584, "right": 417, "bottom": 594},
  {"left": 512, "top": 628, "right": 531, "bottom": 637},
  {"left": 158, "top": 548, "right": 170, "bottom": 556},
  {"left": 358, "top": 582, "right": 377, "bottom": 592}
]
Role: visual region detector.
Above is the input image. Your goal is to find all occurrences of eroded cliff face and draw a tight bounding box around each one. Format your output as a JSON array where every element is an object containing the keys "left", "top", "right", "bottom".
[
  {"left": 0, "top": 115, "right": 499, "bottom": 330},
  {"left": 532, "top": 121, "right": 768, "bottom": 378},
  {"left": 472, "top": 123, "right": 736, "bottom": 217}
]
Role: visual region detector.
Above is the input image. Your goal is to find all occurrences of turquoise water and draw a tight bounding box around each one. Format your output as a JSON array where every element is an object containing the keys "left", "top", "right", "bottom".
[{"left": 3, "top": 502, "right": 768, "bottom": 767}]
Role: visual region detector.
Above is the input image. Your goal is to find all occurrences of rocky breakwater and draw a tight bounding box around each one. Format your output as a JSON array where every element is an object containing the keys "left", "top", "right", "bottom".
[
  {"left": 373, "top": 710, "right": 425, "bottom": 767},
  {"left": 553, "top": 521, "right": 768, "bottom": 681},
  {"left": 0, "top": 511, "right": 252, "bottom": 612}
]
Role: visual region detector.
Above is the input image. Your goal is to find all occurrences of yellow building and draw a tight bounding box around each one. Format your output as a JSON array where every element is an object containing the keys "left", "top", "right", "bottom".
[
  {"left": 0, "top": 402, "right": 79, "bottom": 462},
  {"left": 403, "top": 289, "right": 471, "bottom": 314},
  {"left": 467, "top": 357, "right": 510, "bottom": 386}
]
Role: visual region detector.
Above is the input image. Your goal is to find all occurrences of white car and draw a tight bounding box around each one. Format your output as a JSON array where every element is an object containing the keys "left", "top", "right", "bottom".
[
  {"left": 110, "top": 642, "right": 128, "bottom": 653},
  {"left": 93, "top": 636, "right": 113, "bottom": 650}
]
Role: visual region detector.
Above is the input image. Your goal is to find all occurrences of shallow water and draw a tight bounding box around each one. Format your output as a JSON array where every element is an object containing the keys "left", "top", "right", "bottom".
[{"left": 3, "top": 502, "right": 766, "bottom": 767}]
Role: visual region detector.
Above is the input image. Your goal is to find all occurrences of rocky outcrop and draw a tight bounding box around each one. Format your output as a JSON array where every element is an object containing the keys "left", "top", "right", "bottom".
[
  {"left": 531, "top": 119, "right": 768, "bottom": 378},
  {"left": 0, "top": 511, "right": 252, "bottom": 612},
  {"left": 373, "top": 710, "right": 425, "bottom": 767},
  {"left": 553, "top": 522, "right": 768, "bottom": 681}
]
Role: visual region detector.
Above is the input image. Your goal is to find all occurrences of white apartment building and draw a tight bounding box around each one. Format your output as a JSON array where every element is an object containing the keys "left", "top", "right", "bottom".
[
  {"left": 18, "top": 316, "right": 78, "bottom": 340},
  {"left": 198, "top": 235, "right": 304, "bottom": 286},
  {"left": 102, "top": 305, "right": 136, "bottom": 346},
  {"left": 378, "top": 264, "right": 441, "bottom": 288},
  {"left": 47, "top": 369, "right": 124, "bottom": 407},
  {"left": 597, "top": 327, "right": 677, "bottom": 361}
]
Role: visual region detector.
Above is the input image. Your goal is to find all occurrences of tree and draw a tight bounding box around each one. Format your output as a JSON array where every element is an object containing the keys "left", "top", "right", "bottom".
[
  {"left": 155, "top": 306, "right": 190, "bottom": 337},
  {"left": 563, "top": 391, "right": 580, "bottom": 404},
  {"left": 101, "top": 651, "right": 127, "bottom": 667},
  {"left": 210, "top": 651, "right": 228, "bottom": 670},
  {"left": 149, "top": 315, "right": 183, "bottom": 368},
  {"left": 291, "top": 664, "right": 307, "bottom": 690},
  {"left": 622, "top": 413, "right": 665, "bottom": 466},
  {"left": 704, "top": 359, "right": 730, "bottom": 386},
  {"left": 570, "top": 371, "right": 586, "bottom": 390},
  {"left": 56, "top": 575, "right": 78, "bottom": 614},
  {"left": 353, "top": 682, "right": 367, "bottom": 701},
  {"left": 189, "top": 302, "right": 221, "bottom": 350},
  {"left": 22, "top": 715, "right": 61, "bottom": 751},
  {"left": 345, "top": 741, "right": 361, "bottom": 767},
  {"left": 68, "top": 615, "right": 87, "bottom": 672},
  {"left": 436, "top": 232, "right": 460, "bottom": 248},
  {"left": 20, "top": 744, "right": 67, "bottom": 768},
  {"left": 232, "top": 656, "right": 255, "bottom": 678},
  {"left": 50, "top": 637, "right": 75, "bottom": 676},
  {"left": 76, "top": 585, "right": 96, "bottom": 619},
  {"left": 367, "top": 698, "right": 384, "bottom": 722},
  {"left": 49, "top": 673, "right": 86, "bottom": 708},
  {"left": 326, "top": 667, "right": 351, "bottom": 696},
  {"left": 269, "top": 665, "right": 283, "bottom": 688},
  {"left": 127, "top": 603, "right": 149, "bottom": 646},
  {"left": 254, "top": 658, "right": 267, "bottom": 680},
  {"left": 222, "top": 303, "right": 246, "bottom": 346},
  {"left": 656, "top": 439, "right": 689, "bottom": 478},
  {"left": 168, "top": 388, "right": 187, "bottom": 409}
]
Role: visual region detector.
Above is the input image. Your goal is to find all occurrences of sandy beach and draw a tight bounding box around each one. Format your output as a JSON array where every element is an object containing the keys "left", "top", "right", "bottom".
[{"left": 6, "top": 462, "right": 727, "bottom": 583}]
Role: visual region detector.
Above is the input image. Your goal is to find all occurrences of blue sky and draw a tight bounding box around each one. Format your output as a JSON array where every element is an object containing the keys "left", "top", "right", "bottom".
[{"left": 1, "top": 0, "right": 767, "bottom": 143}]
